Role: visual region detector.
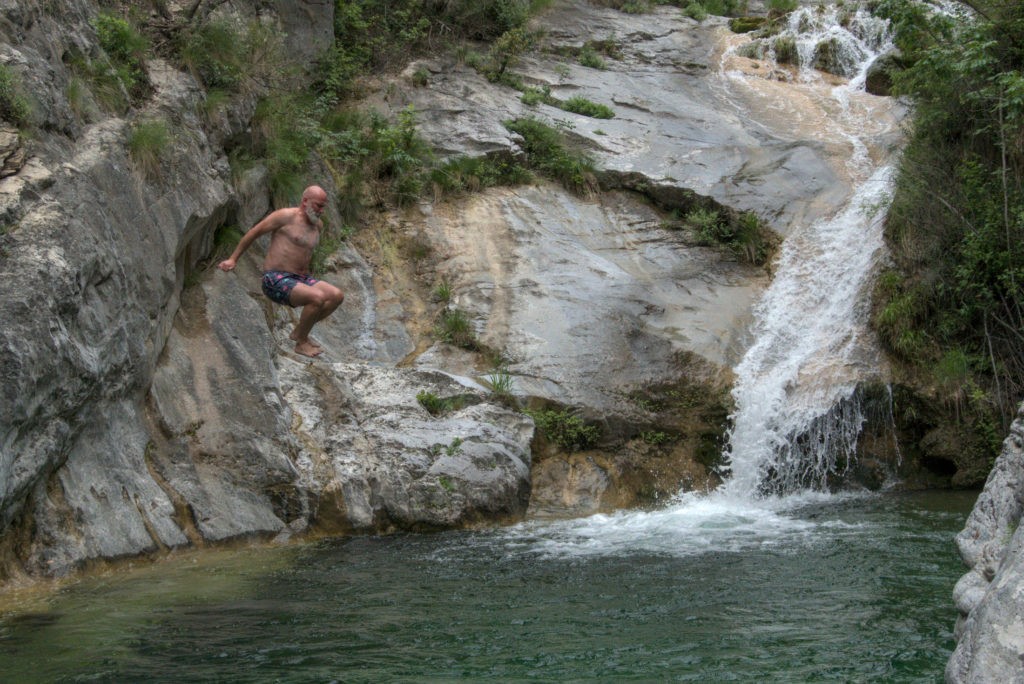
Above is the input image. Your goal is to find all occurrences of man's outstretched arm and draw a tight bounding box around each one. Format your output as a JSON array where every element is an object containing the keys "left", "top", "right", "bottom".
[{"left": 218, "top": 210, "right": 287, "bottom": 272}]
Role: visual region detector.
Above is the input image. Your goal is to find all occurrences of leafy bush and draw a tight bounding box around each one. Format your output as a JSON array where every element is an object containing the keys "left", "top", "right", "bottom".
[
  {"left": 872, "top": 0, "right": 1024, "bottom": 429},
  {"left": 0, "top": 64, "right": 30, "bottom": 126},
  {"left": 93, "top": 13, "right": 150, "bottom": 102},
  {"left": 486, "top": 27, "right": 535, "bottom": 81},
  {"left": 525, "top": 408, "right": 600, "bottom": 450},
  {"left": 683, "top": 3, "right": 708, "bottom": 21},
  {"left": 690, "top": 208, "right": 772, "bottom": 265}
]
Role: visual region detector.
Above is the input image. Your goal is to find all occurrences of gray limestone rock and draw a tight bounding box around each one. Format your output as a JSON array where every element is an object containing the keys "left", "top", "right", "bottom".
[{"left": 947, "top": 403, "right": 1024, "bottom": 683}]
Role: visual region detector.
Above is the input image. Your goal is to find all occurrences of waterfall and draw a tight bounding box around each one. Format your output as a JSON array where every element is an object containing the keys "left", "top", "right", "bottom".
[
  {"left": 494, "top": 2, "right": 907, "bottom": 559},
  {"left": 722, "top": 165, "right": 894, "bottom": 497},
  {"left": 721, "top": 4, "right": 898, "bottom": 498}
]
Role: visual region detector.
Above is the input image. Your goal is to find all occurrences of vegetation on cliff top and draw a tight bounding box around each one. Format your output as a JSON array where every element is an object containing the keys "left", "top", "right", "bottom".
[{"left": 873, "top": 0, "right": 1024, "bottom": 463}]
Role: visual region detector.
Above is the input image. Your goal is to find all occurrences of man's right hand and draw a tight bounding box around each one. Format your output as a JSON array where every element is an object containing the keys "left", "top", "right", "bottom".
[{"left": 218, "top": 259, "right": 236, "bottom": 272}]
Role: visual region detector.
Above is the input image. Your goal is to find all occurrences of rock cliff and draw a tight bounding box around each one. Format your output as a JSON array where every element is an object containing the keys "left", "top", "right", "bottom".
[
  {"left": 947, "top": 403, "right": 1024, "bottom": 683},
  {"left": 0, "top": 0, "right": 906, "bottom": 582}
]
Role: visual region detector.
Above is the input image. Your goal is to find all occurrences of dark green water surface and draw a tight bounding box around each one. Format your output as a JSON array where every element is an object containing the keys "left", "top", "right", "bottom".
[{"left": 0, "top": 490, "right": 977, "bottom": 682}]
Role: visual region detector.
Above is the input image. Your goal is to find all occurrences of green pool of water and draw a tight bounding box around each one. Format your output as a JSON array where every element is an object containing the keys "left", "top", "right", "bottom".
[{"left": 0, "top": 490, "right": 977, "bottom": 682}]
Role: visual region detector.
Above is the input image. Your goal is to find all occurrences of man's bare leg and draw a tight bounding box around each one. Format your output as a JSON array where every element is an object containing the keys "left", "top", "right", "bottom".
[{"left": 287, "top": 282, "right": 344, "bottom": 357}]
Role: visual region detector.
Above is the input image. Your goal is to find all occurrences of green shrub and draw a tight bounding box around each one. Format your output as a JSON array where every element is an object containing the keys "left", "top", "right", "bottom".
[
  {"left": 683, "top": 2, "right": 708, "bottom": 21},
  {"left": 486, "top": 27, "right": 535, "bottom": 81},
  {"left": 688, "top": 207, "right": 723, "bottom": 240},
  {"left": 520, "top": 85, "right": 551, "bottom": 106},
  {"left": 127, "top": 119, "right": 170, "bottom": 179},
  {"left": 689, "top": 208, "right": 772, "bottom": 265},
  {"left": 579, "top": 46, "right": 606, "bottom": 69},
  {"left": 525, "top": 408, "right": 600, "bottom": 450},
  {"left": 561, "top": 96, "right": 615, "bottom": 119},
  {"left": 504, "top": 117, "right": 597, "bottom": 195},
  {"left": 714, "top": 0, "right": 747, "bottom": 16},
  {"left": 620, "top": 1, "right": 651, "bottom": 13},
  {"left": 93, "top": 13, "right": 149, "bottom": 101},
  {"left": 0, "top": 64, "right": 30, "bottom": 126},
  {"left": 310, "top": 220, "right": 351, "bottom": 278},
  {"left": 179, "top": 17, "right": 290, "bottom": 96}
]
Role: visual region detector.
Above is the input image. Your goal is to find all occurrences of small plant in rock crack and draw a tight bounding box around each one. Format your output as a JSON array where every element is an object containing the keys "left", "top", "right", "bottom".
[
  {"left": 429, "top": 437, "right": 464, "bottom": 457},
  {"left": 485, "top": 366, "right": 515, "bottom": 403},
  {"left": 432, "top": 279, "right": 452, "bottom": 303},
  {"left": 435, "top": 308, "right": 479, "bottom": 350},
  {"left": 417, "top": 390, "right": 466, "bottom": 416}
]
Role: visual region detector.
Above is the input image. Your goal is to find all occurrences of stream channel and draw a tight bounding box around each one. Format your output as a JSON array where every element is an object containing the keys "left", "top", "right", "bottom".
[{"left": 0, "top": 4, "right": 979, "bottom": 682}]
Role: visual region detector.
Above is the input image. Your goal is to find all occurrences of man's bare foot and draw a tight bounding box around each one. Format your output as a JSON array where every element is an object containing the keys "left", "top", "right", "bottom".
[
  {"left": 290, "top": 330, "right": 322, "bottom": 349},
  {"left": 294, "top": 340, "right": 323, "bottom": 358}
]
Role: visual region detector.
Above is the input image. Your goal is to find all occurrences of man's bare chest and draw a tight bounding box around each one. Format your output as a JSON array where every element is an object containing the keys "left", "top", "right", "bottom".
[{"left": 278, "top": 223, "right": 320, "bottom": 249}]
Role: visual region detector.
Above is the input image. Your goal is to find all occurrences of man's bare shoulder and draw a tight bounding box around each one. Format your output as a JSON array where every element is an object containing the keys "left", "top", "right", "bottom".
[{"left": 258, "top": 206, "right": 302, "bottom": 231}]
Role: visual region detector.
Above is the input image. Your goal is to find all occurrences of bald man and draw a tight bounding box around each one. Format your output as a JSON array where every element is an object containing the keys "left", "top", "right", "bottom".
[{"left": 218, "top": 185, "right": 345, "bottom": 358}]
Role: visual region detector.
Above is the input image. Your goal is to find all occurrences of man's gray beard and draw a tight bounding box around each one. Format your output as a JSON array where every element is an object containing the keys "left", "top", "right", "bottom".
[{"left": 305, "top": 207, "right": 319, "bottom": 224}]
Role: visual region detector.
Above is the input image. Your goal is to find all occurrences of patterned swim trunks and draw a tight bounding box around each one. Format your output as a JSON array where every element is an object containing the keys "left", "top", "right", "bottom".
[{"left": 261, "top": 271, "right": 320, "bottom": 307}]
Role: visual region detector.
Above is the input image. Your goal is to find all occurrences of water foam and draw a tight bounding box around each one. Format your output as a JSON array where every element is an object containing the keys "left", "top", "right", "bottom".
[{"left": 516, "top": 3, "right": 898, "bottom": 552}]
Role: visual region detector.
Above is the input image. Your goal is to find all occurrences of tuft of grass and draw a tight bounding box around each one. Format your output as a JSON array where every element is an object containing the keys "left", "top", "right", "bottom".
[
  {"left": 432, "top": 279, "right": 453, "bottom": 304},
  {"left": 429, "top": 154, "right": 531, "bottom": 197},
  {"left": 0, "top": 64, "right": 31, "bottom": 127},
  {"left": 417, "top": 390, "right": 467, "bottom": 416},
  {"left": 561, "top": 96, "right": 615, "bottom": 119},
  {"left": 127, "top": 119, "right": 170, "bottom": 179},
  {"left": 525, "top": 408, "right": 600, "bottom": 450},
  {"left": 485, "top": 366, "right": 515, "bottom": 403},
  {"left": 774, "top": 36, "right": 799, "bottom": 66},
  {"left": 179, "top": 19, "right": 247, "bottom": 91},
  {"left": 435, "top": 308, "right": 479, "bottom": 350}
]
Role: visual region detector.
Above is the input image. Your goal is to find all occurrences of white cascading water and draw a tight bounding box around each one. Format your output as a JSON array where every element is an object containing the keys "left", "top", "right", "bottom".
[
  {"left": 722, "top": 5, "right": 897, "bottom": 498},
  {"left": 506, "top": 4, "right": 902, "bottom": 556}
]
